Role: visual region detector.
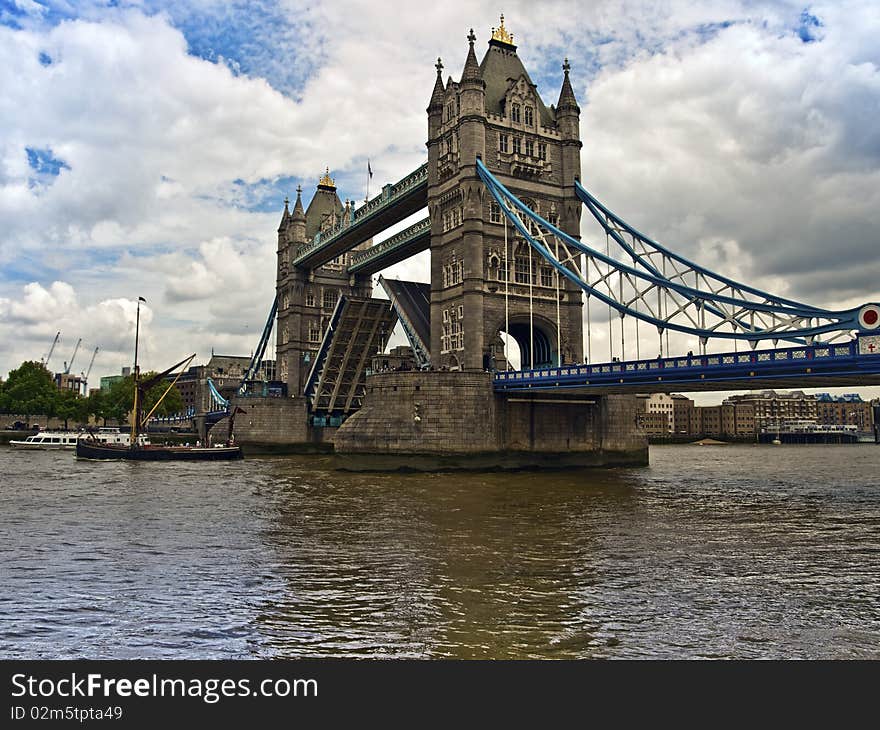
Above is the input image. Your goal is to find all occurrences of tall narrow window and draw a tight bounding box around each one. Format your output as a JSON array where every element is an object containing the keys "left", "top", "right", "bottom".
[
  {"left": 524, "top": 106, "right": 534, "bottom": 126},
  {"left": 515, "top": 256, "right": 530, "bottom": 284},
  {"left": 322, "top": 289, "right": 337, "bottom": 310},
  {"left": 512, "top": 137, "right": 521, "bottom": 155},
  {"left": 525, "top": 139, "right": 534, "bottom": 157},
  {"left": 511, "top": 103, "right": 521, "bottom": 123},
  {"left": 538, "top": 142, "right": 547, "bottom": 160},
  {"left": 499, "top": 134, "right": 509, "bottom": 153},
  {"left": 489, "top": 202, "right": 501, "bottom": 223},
  {"left": 305, "top": 290, "right": 315, "bottom": 307}
]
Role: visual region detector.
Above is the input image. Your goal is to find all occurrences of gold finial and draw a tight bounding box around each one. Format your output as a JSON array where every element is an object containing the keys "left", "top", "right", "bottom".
[
  {"left": 318, "top": 166, "right": 336, "bottom": 189},
  {"left": 491, "top": 13, "right": 515, "bottom": 46}
]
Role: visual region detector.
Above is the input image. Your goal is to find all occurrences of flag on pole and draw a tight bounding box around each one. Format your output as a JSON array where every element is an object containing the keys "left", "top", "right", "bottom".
[
  {"left": 368, "top": 159, "right": 373, "bottom": 178},
  {"left": 138, "top": 296, "right": 146, "bottom": 302}
]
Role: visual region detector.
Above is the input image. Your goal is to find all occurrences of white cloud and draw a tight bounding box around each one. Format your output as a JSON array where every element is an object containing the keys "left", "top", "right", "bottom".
[{"left": 0, "top": 0, "right": 878, "bottom": 406}]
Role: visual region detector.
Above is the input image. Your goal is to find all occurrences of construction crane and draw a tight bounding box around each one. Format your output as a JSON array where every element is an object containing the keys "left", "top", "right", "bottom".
[
  {"left": 43, "top": 331, "right": 61, "bottom": 368},
  {"left": 81, "top": 347, "right": 99, "bottom": 396},
  {"left": 63, "top": 338, "right": 82, "bottom": 374}
]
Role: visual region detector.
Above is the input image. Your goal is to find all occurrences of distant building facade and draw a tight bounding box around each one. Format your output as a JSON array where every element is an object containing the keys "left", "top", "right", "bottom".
[
  {"left": 815, "top": 393, "right": 874, "bottom": 432},
  {"left": 161, "top": 354, "right": 275, "bottom": 414},
  {"left": 726, "top": 390, "right": 817, "bottom": 432}
]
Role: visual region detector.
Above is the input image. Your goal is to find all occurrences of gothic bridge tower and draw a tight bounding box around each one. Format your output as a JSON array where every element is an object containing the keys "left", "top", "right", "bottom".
[
  {"left": 275, "top": 170, "right": 372, "bottom": 396},
  {"left": 427, "top": 17, "right": 584, "bottom": 371}
]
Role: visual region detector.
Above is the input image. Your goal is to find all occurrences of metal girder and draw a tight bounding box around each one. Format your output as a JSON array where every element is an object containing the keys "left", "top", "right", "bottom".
[
  {"left": 347, "top": 217, "right": 431, "bottom": 276},
  {"left": 293, "top": 165, "right": 428, "bottom": 270},
  {"left": 305, "top": 296, "right": 398, "bottom": 416},
  {"left": 476, "top": 158, "right": 880, "bottom": 345}
]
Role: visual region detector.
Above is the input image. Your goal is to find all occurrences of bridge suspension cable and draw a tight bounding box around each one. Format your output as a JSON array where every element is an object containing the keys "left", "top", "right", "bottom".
[{"left": 476, "top": 158, "right": 877, "bottom": 347}]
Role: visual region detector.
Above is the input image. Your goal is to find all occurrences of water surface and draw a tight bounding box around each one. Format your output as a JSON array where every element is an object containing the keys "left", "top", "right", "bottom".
[{"left": 1, "top": 444, "right": 878, "bottom": 658}]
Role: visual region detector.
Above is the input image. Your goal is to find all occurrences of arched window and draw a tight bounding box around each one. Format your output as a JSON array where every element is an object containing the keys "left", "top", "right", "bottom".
[
  {"left": 524, "top": 106, "right": 534, "bottom": 126},
  {"left": 511, "top": 103, "right": 521, "bottom": 123}
]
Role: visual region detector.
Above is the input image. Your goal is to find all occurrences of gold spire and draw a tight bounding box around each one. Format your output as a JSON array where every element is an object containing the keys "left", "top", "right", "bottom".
[
  {"left": 490, "top": 13, "right": 515, "bottom": 46},
  {"left": 318, "top": 166, "right": 336, "bottom": 189}
]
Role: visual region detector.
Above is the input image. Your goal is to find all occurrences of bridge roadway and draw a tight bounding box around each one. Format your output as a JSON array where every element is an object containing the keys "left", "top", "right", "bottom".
[
  {"left": 347, "top": 217, "right": 431, "bottom": 276},
  {"left": 494, "top": 335, "right": 880, "bottom": 394},
  {"left": 293, "top": 164, "right": 428, "bottom": 271}
]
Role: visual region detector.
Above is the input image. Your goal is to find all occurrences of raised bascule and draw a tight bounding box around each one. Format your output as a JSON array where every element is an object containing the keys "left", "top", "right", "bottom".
[{"left": 223, "top": 17, "right": 880, "bottom": 467}]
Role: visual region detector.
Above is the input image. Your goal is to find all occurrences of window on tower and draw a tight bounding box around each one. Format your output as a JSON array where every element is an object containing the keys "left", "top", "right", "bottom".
[
  {"left": 499, "top": 134, "right": 509, "bottom": 153},
  {"left": 538, "top": 142, "right": 547, "bottom": 160},
  {"left": 524, "top": 106, "right": 534, "bottom": 126},
  {"left": 525, "top": 139, "right": 534, "bottom": 157},
  {"left": 512, "top": 137, "right": 521, "bottom": 155},
  {"left": 322, "top": 289, "right": 337, "bottom": 310},
  {"left": 511, "top": 103, "right": 521, "bottom": 123},
  {"left": 515, "top": 255, "right": 531, "bottom": 284},
  {"left": 305, "top": 290, "right": 315, "bottom": 307},
  {"left": 489, "top": 202, "right": 501, "bottom": 224}
]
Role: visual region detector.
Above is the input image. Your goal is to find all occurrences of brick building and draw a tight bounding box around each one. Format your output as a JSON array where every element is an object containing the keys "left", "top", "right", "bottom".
[{"left": 815, "top": 393, "right": 874, "bottom": 432}]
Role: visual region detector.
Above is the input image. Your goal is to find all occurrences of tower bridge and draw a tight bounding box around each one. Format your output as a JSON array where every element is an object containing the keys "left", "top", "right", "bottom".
[{"left": 225, "top": 16, "right": 880, "bottom": 467}]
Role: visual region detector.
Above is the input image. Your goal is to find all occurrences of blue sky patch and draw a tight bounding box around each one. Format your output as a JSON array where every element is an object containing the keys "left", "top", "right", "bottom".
[
  {"left": 797, "top": 9, "right": 823, "bottom": 43},
  {"left": 26, "top": 147, "right": 69, "bottom": 176},
  {"left": 38, "top": 51, "right": 52, "bottom": 65}
]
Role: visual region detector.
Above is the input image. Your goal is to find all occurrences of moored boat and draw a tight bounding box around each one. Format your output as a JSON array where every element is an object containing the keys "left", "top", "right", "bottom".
[
  {"left": 75, "top": 296, "right": 244, "bottom": 462},
  {"left": 75, "top": 440, "right": 242, "bottom": 461},
  {"left": 10, "top": 431, "right": 84, "bottom": 450},
  {"left": 9, "top": 427, "right": 143, "bottom": 450}
]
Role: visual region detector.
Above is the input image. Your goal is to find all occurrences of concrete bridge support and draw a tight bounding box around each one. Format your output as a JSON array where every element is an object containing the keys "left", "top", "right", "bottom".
[{"left": 332, "top": 371, "right": 647, "bottom": 470}]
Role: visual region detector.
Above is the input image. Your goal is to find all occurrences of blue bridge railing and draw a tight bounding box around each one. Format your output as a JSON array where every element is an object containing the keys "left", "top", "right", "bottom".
[{"left": 495, "top": 335, "right": 880, "bottom": 391}]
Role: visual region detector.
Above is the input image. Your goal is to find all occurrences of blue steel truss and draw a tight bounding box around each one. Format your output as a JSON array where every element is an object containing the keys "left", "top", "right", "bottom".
[
  {"left": 476, "top": 158, "right": 880, "bottom": 346},
  {"left": 238, "top": 293, "right": 278, "bottom": 395},
  {"left": 206, "top": 377, "right": 230, "bottom": 413}
]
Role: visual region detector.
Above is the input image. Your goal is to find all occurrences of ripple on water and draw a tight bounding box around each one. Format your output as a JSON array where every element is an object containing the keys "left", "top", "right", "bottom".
[{"left": 0, "top": 446, "right": 878, "bottom": 658}]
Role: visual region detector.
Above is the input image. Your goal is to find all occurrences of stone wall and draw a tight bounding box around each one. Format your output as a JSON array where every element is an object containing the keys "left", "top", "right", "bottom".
[
  {"left": 333, "top": 372, "right": 499, "bottom": 454},
  {"left": 225, "top": 395, "right": 333, "bottom": 452},
  {"left": 333, "top": 371, "right": 647, "bottom": 468}
]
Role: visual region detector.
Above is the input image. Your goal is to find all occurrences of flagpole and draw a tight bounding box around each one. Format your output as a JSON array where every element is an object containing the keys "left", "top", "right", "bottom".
[{"left": 366, "top": 159, "right": 371, "bottom": 202}]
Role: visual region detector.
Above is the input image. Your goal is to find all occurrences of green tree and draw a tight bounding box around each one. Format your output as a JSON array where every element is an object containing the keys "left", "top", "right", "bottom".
[
  {"left": 87, "top": 389, "right": 110, "bottom": 426},
  {"left": 2, "top": 361, "right": 58, "bottom": 421},
  {"left": 56, "top": 388, "right": 88, "bottom": 429},
  {"left": 106, "top": 372, "right": 184, "bottom": 424}
]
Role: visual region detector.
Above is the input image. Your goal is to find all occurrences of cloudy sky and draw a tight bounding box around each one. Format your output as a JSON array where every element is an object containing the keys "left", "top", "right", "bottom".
[{"left": 1, "top": 0, "right": 878, "bottom": 401}]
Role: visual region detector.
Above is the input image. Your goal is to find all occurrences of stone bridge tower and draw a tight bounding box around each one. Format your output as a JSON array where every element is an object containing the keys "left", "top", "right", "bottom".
[
  {"left": 275, "top": 171, "right": 372, "bottom": 396},
  {"left": 426, "top": 18, "right": 584, "bottom": 371}
]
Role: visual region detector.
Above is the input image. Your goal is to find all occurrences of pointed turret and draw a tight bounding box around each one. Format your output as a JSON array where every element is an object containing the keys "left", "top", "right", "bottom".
[
  {"left": 289, "top": 185, "right": 307, "bottom": 245},
  {"left": 292, "top": 185, "right": 306, "bottom": 222},
  {"left": 278, "top": 195, "right": 290, "bottom": 232},
  {"left": 459, "top": 29, "right": 485, "bottom": 119},
  {"left": 428, "top": 58, "right": 445, "bottom": 113},
  {"left": 555, "top": 58, "right": 582, "bottom": 210},
  {"left": 460, "top": 29, "right": 483, "bottom": 87},
  {"left": 556, "top": 58, "right": 580, "bottom": 115}
]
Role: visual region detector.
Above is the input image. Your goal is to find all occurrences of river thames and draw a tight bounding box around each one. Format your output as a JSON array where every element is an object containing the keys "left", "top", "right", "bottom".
[{"left": 1, "top": 444, "right": 878, "bottom": 659}]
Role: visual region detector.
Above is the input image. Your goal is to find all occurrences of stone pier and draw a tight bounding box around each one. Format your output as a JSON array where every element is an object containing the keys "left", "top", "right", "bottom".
[{"left": 332, "top": 371, "right": 647, "bottom": 470}]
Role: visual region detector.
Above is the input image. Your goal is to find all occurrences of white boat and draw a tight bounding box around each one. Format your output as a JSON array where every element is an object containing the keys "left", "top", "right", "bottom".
[
  {"left": 10, "top": 431, "right": 85, "bottom": 450},
  {"left": 10, "top": 427, "right": 148, "bottom": 450}
]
